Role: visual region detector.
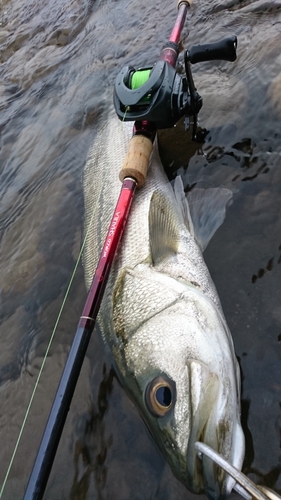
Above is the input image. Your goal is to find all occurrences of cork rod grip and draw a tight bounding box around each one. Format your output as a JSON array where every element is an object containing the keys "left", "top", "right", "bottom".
[{"left": 119, "top": 135, "right": 153, "bottom": 188}]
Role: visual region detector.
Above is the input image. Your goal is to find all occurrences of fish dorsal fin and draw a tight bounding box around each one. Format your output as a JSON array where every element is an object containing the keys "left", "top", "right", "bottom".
[
  {"left": 149, "top": 189, "right": 181, "bottom": 265},
  {"left": 173, "top": 175, "right": 233, "bottom": 252}
]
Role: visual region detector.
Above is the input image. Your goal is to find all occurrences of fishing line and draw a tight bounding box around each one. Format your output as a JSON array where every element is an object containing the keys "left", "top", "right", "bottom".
[
  {"left": 122, "top": 106, "right": 129, "bottom": 121},
  {"left": 0, "top": 204, "right": 97, "bottom": 499}
]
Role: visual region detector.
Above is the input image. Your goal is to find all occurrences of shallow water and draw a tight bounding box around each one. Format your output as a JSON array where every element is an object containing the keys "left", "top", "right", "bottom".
[{"left": 0, "top": 0, "right": 281, "bottom": 499}]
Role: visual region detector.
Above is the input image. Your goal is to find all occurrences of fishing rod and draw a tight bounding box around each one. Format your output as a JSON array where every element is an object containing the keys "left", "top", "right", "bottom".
[
  {"left": 22, "top": 2, "right": 191, "bottom": 499},
  {"left": 22, "top": 0, "right": 239, "bottom": 496},
  {"left": 22, "top": 0, "right": 238, "bottom": 496}
]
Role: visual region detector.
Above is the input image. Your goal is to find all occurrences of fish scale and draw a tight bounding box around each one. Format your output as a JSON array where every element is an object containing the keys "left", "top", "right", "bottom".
[{"left": 83, "top": 111, "right": 245, "bottom": 499}]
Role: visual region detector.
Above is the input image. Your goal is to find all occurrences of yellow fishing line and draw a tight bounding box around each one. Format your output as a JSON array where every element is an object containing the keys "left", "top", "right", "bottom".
[
  {"left": 0, "top": 205, "right": 97, "bottom": 498},
  {"left": 122, "top": 105, "right": 130, "bottom": 121}
]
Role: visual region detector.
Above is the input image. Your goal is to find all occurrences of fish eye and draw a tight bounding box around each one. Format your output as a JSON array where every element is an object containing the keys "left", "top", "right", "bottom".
[{"left": 145, "top": 375, "right": 176, "bottom": 417}]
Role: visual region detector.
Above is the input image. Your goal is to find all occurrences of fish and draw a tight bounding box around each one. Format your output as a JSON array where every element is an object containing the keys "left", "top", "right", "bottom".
[{"left": 83, "top": 109, "right": 245, "bottom": 499}]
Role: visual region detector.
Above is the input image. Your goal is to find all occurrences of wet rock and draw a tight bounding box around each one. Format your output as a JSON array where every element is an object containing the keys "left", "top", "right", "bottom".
[
  {"left": 47, "top": 28, "right": 71, "bottom": 46},
  {"left": 0, "top": 30, "right": 9, "bottom": 43},
  {"left": 239, "top": 0, "right": 281, "bottom": 13},
  {"left": 268, "top": 71, "right": 281, "bottom": 117},
  {"left": 0, "top": 221, "right": 46, "bottom": 295},
  {"left": 0, "top": 306, "right": 25, "bottom": 367},
  {"left": 194, "top": 73, "right": 248, "bottom": 129},
  {"left": 3, "top": 251, "right": 46, "bottom": 294},
  {"left": 72, "top": 227, "right": 82, "bottom": 262},
  {"left": 0, "top": 174, "right": 77, "bottom": 296}
]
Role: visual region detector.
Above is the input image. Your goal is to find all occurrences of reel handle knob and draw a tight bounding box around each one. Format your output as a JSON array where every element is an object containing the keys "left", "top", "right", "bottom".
[{"left": 187, "top": 35, "right": 237, "bottom": 64}]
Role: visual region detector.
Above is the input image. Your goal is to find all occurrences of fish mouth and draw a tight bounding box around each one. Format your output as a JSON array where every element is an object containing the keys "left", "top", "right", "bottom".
[{"left": 185, "top": 361, "right": 245, "bottom": 500}]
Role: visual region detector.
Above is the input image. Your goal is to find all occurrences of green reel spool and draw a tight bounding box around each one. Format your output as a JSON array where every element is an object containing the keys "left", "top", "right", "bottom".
[
  {"left": 129, "top": 69, "right": 151, "bottom": 103},
  {"left": 130, "top": 69, "right": 151, "bottom": 89}
]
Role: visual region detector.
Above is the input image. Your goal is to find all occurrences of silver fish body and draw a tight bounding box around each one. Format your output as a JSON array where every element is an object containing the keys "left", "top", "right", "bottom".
[{"left": 83, "top": 111, "right": 245, "bottom": 499}]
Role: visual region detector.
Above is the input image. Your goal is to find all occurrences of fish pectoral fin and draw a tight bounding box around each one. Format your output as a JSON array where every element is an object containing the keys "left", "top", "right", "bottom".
[
  {"left": 173, "top": 176, "right": 195, "bottom": 236},
  {"left": 173, "top": 175, "right": 233, "bottom": 252},
  {"left": 187, "top": 187, "right": 233, "bottom": 251},
  {"left": 149, "top": 189, "right": 181, "bottom": 265}
]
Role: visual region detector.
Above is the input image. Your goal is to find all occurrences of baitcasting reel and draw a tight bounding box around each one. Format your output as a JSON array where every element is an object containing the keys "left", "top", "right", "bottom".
[{"left": 114, "top": 36, "right": 237, "bottom": 140}]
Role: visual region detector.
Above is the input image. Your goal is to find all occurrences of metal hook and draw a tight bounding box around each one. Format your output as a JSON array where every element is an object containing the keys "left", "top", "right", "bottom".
[{"left": 195, "top": 442, "right": 281, "bottom": 500}]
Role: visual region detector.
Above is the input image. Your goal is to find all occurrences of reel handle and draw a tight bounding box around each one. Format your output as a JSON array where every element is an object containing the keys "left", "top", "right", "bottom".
[
  {"left": 113, "top": 35, "right": 238, "bottom": 134},
  {"left": 187, "top": 35, "right": 237, "bottom": 64}
]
